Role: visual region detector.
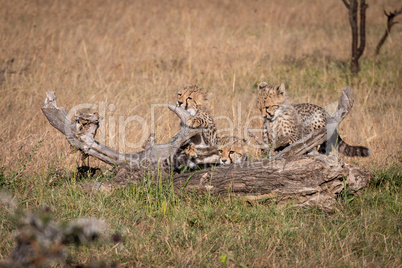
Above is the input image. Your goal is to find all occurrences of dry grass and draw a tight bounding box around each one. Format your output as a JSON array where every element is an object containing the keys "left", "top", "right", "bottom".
[
  {"left": 1, "top": 0, "right": 401, "bottom": 173},
  {"left": 0, "top": 3, "right": 401, "bottom": 265}
]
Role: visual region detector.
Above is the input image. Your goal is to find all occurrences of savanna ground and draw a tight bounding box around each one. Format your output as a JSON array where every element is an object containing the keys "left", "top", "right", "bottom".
[{"left": 0, "top": 0, "right": 401, "bottom": 266}]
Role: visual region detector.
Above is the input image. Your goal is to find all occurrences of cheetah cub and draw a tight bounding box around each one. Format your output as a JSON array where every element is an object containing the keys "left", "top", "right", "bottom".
[
  {"left": 257, "top": 82, "right": 303, "bottom": 152},
  {"left": 257, "top": 82, "right": 371, "bottom": 157},
  {"left": 174, "top": 142, "right": 198, "bottom": 170},
  {"left": 217, "top": 136, "right": 249, "bottom": 165},
  {"left": 172, "top": 84, "right": 220, "bottom": 169},
  {"left": 177, "top": 84, "right": 217, "bottom": 146},
  {"left": 293, "top": 102, "right": 371, "bottom": 157}
]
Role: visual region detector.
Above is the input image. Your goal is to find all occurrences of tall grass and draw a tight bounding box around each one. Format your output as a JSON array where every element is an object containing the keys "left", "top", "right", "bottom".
[{"left": 0, "top": 0, "right": 400, "bottom": 173}]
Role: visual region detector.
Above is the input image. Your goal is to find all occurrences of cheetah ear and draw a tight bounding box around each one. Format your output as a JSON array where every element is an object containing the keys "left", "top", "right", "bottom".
[
  {"left": 278, "top": 83, "right": 286, "bottom": 95},
  {"left": 258, "top": 82, "right": 268, "bottom": 91},
  {"left": 205, "top": 92, "right": 213, "bottom": 101}
]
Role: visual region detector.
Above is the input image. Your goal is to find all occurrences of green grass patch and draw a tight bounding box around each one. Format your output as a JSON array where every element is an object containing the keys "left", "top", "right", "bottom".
[{"left": 0, "top": 162, "right": 401, "bottom": 267}]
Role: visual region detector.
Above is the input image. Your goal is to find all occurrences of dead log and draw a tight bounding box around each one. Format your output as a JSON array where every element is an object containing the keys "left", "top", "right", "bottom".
[
  {"left": 41, "top": 91, "right": 202, "bottom": 169},
  {"left": 172, "top": 155, "right": 369, "bottom": 211},
  {"left": 42, "top": 87, "right": 370, "bottom": 210}
]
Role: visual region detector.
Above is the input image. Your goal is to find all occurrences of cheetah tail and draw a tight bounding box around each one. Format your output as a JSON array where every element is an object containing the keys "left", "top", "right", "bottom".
[{"left": 337, "top": 136, "right": 371, "bottom": 157}]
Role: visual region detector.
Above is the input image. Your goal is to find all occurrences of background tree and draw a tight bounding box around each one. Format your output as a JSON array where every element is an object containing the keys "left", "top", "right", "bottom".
[
  {"left": 375, "top": 7, "right": 402, "bottom": 57},
  {"left": 342, "top": 0, "right": 368, "bottom": 76}
]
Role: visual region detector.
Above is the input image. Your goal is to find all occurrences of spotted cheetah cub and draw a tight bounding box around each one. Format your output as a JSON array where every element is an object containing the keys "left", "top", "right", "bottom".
[
  {"left": 177, "top": 84, "right": 217, "bottom": 146},
  {"left": 172, "top": 84, "right": 220, "bottom": 169},
  {"left": 293, "top": 103, "right": 371, "bottom": 157},
  {"left": 217, "top": 136, "right": 249, "bottom": 165},
  {"left": 174, "top": 142, "right": 198, "bottom": 170},
  {"left": 257, "top": 82, "right": 303, "bottom": 152},
  {"left": 257, "top": 82, "right": 371, "bottom": 157}
]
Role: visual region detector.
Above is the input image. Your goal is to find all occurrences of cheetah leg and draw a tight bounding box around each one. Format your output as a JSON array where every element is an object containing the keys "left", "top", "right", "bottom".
[{"left": 186, "top": 116, "right": 205, "bottom": 129}]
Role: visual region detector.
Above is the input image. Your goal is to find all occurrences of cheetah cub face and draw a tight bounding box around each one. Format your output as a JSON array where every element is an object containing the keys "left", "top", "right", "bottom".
[
  {"left": 177, "top": 84, "right": 212, "bottom": 115},
  {"left": 257, "top": 82, "right": 288, "bottom": 121},
  {"left": 218, "top": 137, "right": 248, "bottom": 165}
]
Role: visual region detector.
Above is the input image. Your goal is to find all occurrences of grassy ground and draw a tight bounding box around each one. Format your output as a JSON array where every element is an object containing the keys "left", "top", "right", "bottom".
[
  {"left": 0, "top": 156, "right": 401, "bottom": 267},
  {"left": 0, "top": 0, "right": 401, "bottom": 266}
]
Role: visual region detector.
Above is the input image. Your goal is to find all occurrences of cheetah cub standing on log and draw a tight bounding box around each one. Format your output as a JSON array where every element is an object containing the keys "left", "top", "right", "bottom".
[{"left": 257, "top": 82, "right": 371, "bottom": 157}]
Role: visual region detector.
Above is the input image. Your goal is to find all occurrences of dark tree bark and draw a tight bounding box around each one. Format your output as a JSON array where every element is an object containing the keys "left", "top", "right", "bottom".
[
  {"left": 375, "top": 7, "right": 402, "bottom": 57},
  {"left": 342, "top": 0, "right": 368, "bottom": 75}
]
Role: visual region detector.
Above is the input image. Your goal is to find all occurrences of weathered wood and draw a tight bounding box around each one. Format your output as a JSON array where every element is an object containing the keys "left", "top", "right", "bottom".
[
  {"left": 247, "top": 128, "right": 269, "bottom": 149},
  {"left": 172, "top": 155, "right": 369, "bottom": 211},
  {"left": 41, "top": 91, "right": 202, "bottom": 168},
  {"left": 42, "top": 87, "right": 370, "bottom": 211}
]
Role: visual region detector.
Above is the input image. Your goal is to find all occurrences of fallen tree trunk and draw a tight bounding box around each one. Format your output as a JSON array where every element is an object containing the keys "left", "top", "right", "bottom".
[
  {"left": 173, "top": 155, "right": 369, "bottom": 211},
  {"left": 42, "top": 87, "right": 370, "bottom": 210},
  {"left": 41, "top": 91, "right": 202, "bottom": 169}
]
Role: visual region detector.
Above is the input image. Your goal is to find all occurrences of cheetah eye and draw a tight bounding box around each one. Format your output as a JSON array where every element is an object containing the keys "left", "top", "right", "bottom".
[
  {"left": 229, "top": 151, "right": 235, "bottom": 155},
  {"left": 178, "top": 93, "right": 182, "bottom": 96},
  {"left": 187, "top": 96, "right": 192, "bottom": 100},
  {"left": 265, "top": 106, "right": 270, "bottom": 109},
  {"left": 218, "top": 149, "right": 223, "bottom": 154}
]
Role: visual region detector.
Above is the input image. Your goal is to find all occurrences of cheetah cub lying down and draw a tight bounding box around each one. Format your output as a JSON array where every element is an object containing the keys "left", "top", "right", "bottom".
[
  {"left": 257, "top": 82, "right": 371, "bottom": 157},
  {"left": 172, "top": 142, "right": 199, "bottom": 170},
  {"left": 217, "top": 136, "right": 249, "bottom": 165}
]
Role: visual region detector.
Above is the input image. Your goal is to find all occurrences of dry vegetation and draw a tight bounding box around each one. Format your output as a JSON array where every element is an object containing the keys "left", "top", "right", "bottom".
[
  {"left": 0, "top": 0, "right": 401, "bottom": 266},
  {"left": 1, "top": 0, "right": 401, "bottom": 172}
]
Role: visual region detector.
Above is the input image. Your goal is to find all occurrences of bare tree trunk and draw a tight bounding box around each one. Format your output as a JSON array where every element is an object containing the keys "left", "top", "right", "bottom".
[
  {"left": 375, "top": 7, "right": 402, "bottom": 57},
  {"left": 342, "top": 0, "right": 368, "bottom": 75}
]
